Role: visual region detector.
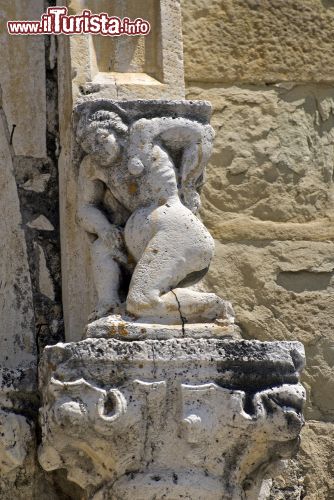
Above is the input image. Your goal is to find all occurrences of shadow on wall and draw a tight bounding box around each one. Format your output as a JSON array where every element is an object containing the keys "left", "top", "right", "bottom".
[{"left": 276, "top": 270, "right": 334, "bottom": 293}]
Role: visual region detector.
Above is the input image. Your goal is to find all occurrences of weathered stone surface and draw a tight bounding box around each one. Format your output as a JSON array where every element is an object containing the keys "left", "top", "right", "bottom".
[
  {"left": 182, "top": 0, "right": 334, "bottom": 84},
  {"left": 0, "top": 3, "right": 322, "bottom": 498},
  {"left": 186, "top": 84, "right": 334, "bottom": 227},
  {"left": 204, "top": 240, "right": 334, "bottom": 422},
  {"left": 268, "top": 422, "right": 334, "bottom": 499},
  {"left": 182, "top": 82, "right": 334, "bottom": 497},
  {"left": 27, "top": 215, "right": 55, "bottom": 232},
  {"left": 63, "top": 99, "right": 236, "bottom": 339},
  {"left": 8, "top": 54, "right": 64, "bottom": 351},
  {"left": 183, "top": 84, "right": 334, "bottom": 425},
  {"left": 0, "top": 1, "right": 46, "bottom": 157},
  {"left": 37, "top": 243, "right": 55, "bottom": 301},
  {"left": 0, "top": 5, "right": 64, "bottom": 496},
  {"left": 0, "top": 94, "right": 36, "bottom": 374},
  {"left": 0, "top": 366, "right": 38, "bottom": 497},
  {"left": 39, "top": 338, "right": 305, "bottom": 499},
  {"left": 297, "top": 421, "right": 334, "bottom": 499},
  {"left": 0, "top": 410, "right": 31, "bottom": 474},
  {"left": 60, "top": 0, "right": 186, "bottom": 343},
  {"left": 85, "top": 314, "right": 239, "bottom": 340},
  {"left": 75, "top": 99, "right": 237, "bottom": 326}
]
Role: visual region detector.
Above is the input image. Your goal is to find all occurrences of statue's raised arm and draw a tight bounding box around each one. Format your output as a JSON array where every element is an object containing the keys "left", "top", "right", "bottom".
[{"left": 127, "top": 117, "right": 214, "bottom": 212}]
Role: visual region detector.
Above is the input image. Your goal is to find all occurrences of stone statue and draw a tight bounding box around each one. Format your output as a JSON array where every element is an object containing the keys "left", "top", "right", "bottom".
[
  {"left": 75, "top": 101, "right": 233, "bottom": 325},
  {"left": 37, "top": 100, "right": 306, "bottom": 499}
]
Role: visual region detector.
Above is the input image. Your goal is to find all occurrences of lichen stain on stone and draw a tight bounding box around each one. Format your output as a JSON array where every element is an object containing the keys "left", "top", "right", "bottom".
[
  {"left": 118, "top": 323, "right": 129, "bottom": 336},
  {"left": 108, "top": 325, "right": 117, "bottom": 337},
  {"left": 128, "top": 182, "right": 138, "bottom": 195},
  {"left": 109, "top": 323, "right": 129, "bottom": 337}
]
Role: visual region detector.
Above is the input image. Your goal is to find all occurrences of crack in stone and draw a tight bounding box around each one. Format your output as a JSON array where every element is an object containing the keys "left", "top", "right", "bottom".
[
  {"left": 171, "top": 290, "right": 186, "bottom": 336},
  {"left": 151, "top": 343, "right": 157, "bottom": 378},
  {"left": 9, "top": 124, "right": 16, "bottom": 145}
]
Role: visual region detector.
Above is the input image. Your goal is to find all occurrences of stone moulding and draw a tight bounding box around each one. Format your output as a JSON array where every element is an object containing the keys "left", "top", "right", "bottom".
[{"left": 38, "top": 338, "right": 305, "bottom": 499}]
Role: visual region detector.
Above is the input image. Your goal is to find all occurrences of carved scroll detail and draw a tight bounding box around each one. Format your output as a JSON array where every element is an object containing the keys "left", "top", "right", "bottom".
[{"left": 39, "top": 373, "right": 305, "bottom": 499}]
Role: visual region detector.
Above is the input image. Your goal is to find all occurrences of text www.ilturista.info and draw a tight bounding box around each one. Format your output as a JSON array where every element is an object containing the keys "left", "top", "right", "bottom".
[{"left": 7, "top": 7, "right": 150, "bottom": 36}]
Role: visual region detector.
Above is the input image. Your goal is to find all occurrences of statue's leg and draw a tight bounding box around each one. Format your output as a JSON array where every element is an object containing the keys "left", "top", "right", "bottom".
[
  {"left": 90, "top": 238, "right": 121, "bottom": 319},
  {"left": 125, "top": 204, "right": 230, "bottom": 323}
]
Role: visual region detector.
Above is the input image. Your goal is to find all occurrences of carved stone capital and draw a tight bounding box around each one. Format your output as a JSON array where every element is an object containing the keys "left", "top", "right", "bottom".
[{"left": 38, "top": 338, "right": 305, "bottom": 499}]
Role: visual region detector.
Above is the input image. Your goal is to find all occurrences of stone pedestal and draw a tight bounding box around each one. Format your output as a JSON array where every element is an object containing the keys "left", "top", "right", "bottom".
[
  {"left": 42, "top": 92, "right": 306, "bottom": 499},
  {"left": 38, "top": 336, "right": 305, "bottom": 499},
  {"left": 85, "top": 313, "right": 239, "bottom": 340}
]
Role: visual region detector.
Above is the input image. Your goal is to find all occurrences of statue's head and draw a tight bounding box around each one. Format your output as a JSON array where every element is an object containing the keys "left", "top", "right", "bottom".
[{"left": 76, "top": 109, "right": 128, "bottom": 166}]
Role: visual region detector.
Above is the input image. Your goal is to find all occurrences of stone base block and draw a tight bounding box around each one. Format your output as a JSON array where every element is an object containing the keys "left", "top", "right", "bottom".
[
  {"left": 85, "top": 314, "right": 240, "bottom": 341},
  {"left": 38, "top": 338, "right": 305, "bottom": 499}
]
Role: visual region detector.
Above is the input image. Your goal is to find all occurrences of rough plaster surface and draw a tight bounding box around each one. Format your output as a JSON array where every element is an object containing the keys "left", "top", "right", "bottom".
[
  {"left": 184, "top": 81, "right": 334, "bottom": 497},
  {"left": 182, "top": 0, "right": 334, "bottom": 84}
]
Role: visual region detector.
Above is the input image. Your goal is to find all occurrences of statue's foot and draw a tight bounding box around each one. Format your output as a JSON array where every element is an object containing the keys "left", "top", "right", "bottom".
[
  {"left": 170, "top": 289, "right": 235, "bottom": 324},
  {"left": 127, "top": 288, "right": 235, "bottom": 325},
  {"left": 88, "top": 301, "right": 122, "bottom": 322}
]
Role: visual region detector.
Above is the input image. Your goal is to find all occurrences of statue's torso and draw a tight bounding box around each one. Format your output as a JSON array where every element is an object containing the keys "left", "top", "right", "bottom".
[{"left": 101, "top": 148, "right": 180, "bottom": 214}]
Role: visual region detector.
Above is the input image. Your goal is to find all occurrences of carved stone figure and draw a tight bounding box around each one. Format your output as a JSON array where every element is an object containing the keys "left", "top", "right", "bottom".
[
  {"left": 36, "top": 99, "right": 306, "bottom": 499},
  {"left": 75, "top": 100, "right": 233, "bottom": 326}
]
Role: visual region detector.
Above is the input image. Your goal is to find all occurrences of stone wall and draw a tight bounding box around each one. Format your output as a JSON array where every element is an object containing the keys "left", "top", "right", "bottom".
[
  {"left": 181, "top": 1, "right": 334, "bottom": 498},
  {"left": 0, "top": 0, "right": 64, "bottom": 360},
  {"left": 0, "top": 1, "right": 64, "bottom": 497}
]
